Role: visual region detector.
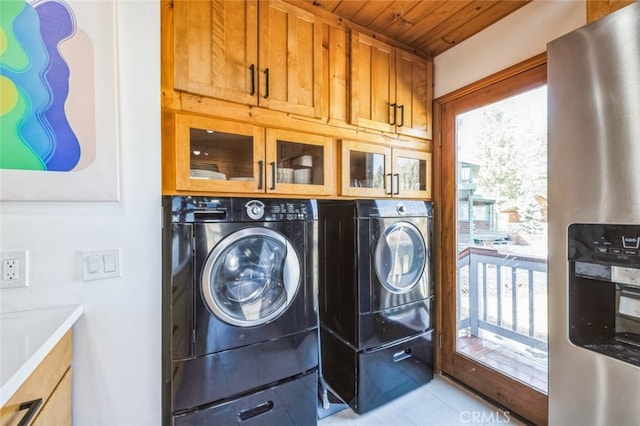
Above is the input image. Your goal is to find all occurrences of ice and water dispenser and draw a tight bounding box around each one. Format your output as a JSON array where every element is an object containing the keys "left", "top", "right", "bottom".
[{"left": 568, "top": 224, "right": 640, "bottom": 366}]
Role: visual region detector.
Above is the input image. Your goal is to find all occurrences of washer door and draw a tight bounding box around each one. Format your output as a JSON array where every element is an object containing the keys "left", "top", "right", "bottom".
[
  {"left": 374, "top": 221, "right": 427, "bottom": 294},
  {"left": 201, "top": 227, "right": 301, "bottom": 327}
]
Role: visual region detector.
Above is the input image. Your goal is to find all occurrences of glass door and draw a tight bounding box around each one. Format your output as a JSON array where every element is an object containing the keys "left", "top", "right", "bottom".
[
  {"left": 265, "top": 128, "right": 334, "bottom": 195},
  {"left": 437, "top": 59, "right": 548, "bottom": 425},
  {"left": 174, "top": 113, "right": 265, "bottom": 193},
  {"left": 455, "top": 86, "right": 549, "bottom": 393},
  {"left": 340, "top": 140, "right": 391, "bottom": 197},
  {"left": 392, "top": 148, "right": 431, "bottom": 199},
  {"left": 201, "top": 228, "right": 301, "bottom": 327}
]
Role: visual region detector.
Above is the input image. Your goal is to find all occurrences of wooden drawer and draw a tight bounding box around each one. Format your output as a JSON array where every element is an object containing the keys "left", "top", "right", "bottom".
[{"left": 0, "top": 331, "right": 72, "bottom": 426}]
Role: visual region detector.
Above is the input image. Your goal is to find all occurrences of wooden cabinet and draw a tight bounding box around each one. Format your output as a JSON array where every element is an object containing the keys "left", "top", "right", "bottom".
[
  {"left": 341, "top": 140, "right": 431, "bottom": 199},
  {"left": 165, "top": 113, "right": 334, "bottom": 196},
  {"left": 0, "top": 331, "right": 72, "bottom": 426},
  {"left": 350, "top": 31, "right": 433, "bottom": 139},
  {"left": 173, "top": 0, "right": 323, "bottom": 117}
]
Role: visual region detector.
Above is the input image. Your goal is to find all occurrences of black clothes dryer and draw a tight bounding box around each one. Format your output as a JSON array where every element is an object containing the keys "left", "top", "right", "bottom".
[
  {"left": 318, "top": 199, "right": 434, "bottom": 414},
  {"left": 162, "top": 197, "right": 319, "bottom": 426}
]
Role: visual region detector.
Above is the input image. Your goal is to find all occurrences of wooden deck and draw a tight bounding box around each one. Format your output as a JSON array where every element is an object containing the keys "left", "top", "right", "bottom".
[{"left": 458, "top": 335, "right": 548, "bottom": 393}]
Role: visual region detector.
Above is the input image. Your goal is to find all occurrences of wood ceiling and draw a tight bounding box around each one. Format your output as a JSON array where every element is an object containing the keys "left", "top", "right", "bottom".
[{"left": 285, "top": 0, "right": 532, "bottom": 58}]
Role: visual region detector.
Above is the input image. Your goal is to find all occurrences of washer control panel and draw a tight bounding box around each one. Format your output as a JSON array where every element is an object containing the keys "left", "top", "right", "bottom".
[{"left": 240, "top": 199, "right": 317, "bottom": 221}]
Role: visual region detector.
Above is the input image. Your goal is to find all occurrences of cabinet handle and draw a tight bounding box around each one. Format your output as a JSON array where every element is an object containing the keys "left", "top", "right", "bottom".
[
  {"left": 17, "top": 398, "right": 42, "bottom": 426},
  {"left": 264, "top": 68, "right": 270, "bottom": 99},
  {"left": 270, "top": 162, "right": 276, "bottom": 190},
  {"left": 390, "top": 103, "right": 397, "bottom": 125},
  {"left": 398, "top": 105, "right": 405, "bottom": 127},
  {"left": 250, "top": 64, "right": 256, "bottom": 96},
  {"left": 393, "top": 173, "right": 400, "bottom": 195},
  {"left": 257, "top": 160, "right": 264, "bottom": 190},
  {"left": 386, "top": 173, "right": 393, "bottom": 195}
]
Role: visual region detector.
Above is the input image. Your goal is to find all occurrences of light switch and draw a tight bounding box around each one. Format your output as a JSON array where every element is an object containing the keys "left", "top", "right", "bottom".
[
  {"left": 82, "top": 249, "right": 121, "bottom": 281},
  {"left": 103, "top": 254, "right": 117, "bottom": 273},
  {"left": 88, "top": 255, "right": 100, "bottom": 273}
]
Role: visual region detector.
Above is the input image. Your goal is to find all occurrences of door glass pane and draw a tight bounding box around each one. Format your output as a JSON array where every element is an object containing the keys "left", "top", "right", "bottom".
[
  {"left": 456, "top": 86, "right": 549, "bottom": 394},
  {"left": 190, "top": 128, "right": 254, "bottom": 181},
  {"left": 209, "top": 236, "right": 287, "bottom": 324},
  {"left": 375, "top": 222, "right": 426, "bottom": 293},
  {"left": 396, "top": 156, "right": 426, "bottom": 192},
  {"left": 348, "top": 150, "right": 386, "bottom": 189},
  {"left": 277, "top": 140, "right": 323, "bottom": 185}
]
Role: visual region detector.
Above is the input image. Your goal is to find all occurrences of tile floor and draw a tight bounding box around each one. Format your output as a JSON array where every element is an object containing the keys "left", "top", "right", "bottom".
[{"left": 319, "top": 374, "right": 525, "bottom": 426}]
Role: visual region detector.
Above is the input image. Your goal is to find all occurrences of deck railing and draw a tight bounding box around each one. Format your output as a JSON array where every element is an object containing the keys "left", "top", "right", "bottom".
[{"left": 457, "top": 247, "right": 548, "bottom": 352}]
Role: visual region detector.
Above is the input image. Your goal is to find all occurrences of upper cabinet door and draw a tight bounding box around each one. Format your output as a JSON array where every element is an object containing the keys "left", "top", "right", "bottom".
[
  {"left": 173, "top": 0, "right": 258, "bottom": 105},
  {"left": 395, "top": 50, "right": 433, "bottom": 140},
  {"left": 350, "top": 32, "right": 396, "bottom": 134},
  {"left": 174, "top": 114, "right": 265, "bottom": 194},
  {"left": 265, "top": 128, "right": 334, "bottom": 196},
  {"left": 340, "top": 140, "right": 392, "bottom": 198},
  {"left": 392, "top": 148, "right": 432, "bottom": 200},
  {"left": 258, "top": 0, "right": 323, "bottom": 117},
  {"left": 350, "top": 31, "right": 433, "bottom": 140}
]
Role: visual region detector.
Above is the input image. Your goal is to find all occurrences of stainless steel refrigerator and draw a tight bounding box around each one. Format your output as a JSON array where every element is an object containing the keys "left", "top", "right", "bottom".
[{"left": 548, "top": 2, "right": 640, "bottom": 424}]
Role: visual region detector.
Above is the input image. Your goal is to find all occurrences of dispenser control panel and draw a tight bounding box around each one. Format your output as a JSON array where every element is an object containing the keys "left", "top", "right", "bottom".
[{"left": 569, "top": 223, "right": 640, "bottom": 265}]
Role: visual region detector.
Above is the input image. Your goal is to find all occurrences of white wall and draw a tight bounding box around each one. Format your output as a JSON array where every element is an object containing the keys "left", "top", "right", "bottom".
[
  {"left": 0, "top": 1, "right": 161, "bottom": 425},
  {"left": 434, "top": 0, "right": 586, "bottom": 98}
]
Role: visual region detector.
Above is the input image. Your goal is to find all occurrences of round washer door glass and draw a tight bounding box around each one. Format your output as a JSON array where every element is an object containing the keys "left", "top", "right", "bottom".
[
  {"left": 375, "top": 221, "right": 426, "bottom": 294},
  {"left": 201, "top": 227, "right": 301, "bottom": 327}
]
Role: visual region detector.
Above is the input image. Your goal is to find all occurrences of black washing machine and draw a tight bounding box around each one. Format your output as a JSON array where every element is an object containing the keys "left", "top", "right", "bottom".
[
  {"left": 162, "top": 196, "right": 319, "bottom": 425},
  {"left": 318, "top": 199, "right": 434, "bottom": 414}
]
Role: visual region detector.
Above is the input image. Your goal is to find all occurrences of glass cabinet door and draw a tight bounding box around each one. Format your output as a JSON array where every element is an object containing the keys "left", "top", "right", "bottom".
[
  {"left": 341, "top": 140, "right": 392, "bottom": 197},
  {"left": 392, "top": 148, "right": 432, "bottom": 199},
  {"left": 175, "top": 114, "right": 264, "bottom": 193},
  {"left": 265, "top": 129, "right": 334, "bottom": 195}
]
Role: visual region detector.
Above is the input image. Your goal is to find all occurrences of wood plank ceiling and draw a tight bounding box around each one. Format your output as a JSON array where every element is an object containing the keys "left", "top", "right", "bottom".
[{"left": 285, "top": 0, "right": 532, "bottom": 57}]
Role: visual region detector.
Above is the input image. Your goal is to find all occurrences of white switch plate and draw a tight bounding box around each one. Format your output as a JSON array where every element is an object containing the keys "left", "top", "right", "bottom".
[
  {"left": 82, "top": 249, "right": 121, "bottom": 281},
  {"left": 0, "top": 250, "right": 29, "bottom": 288}
]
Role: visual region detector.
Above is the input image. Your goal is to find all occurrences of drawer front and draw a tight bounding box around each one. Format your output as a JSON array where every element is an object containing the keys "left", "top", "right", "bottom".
[
  {"left": 357, "top": 331, "right": 433, "bottom": 413},
  {"left": 32, "top": 368, "right": 72, "bottom": 426},
  {"left": 174, "top": 371, "right": 318, "bottom": 426},
  {"left": 0, "top": 331, "right": 72, "bottom": 425}
]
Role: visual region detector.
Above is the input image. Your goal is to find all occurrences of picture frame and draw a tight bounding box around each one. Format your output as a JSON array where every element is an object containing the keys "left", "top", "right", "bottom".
[{"left": 0, "top": 0, "right": 120, "bottom": 201}]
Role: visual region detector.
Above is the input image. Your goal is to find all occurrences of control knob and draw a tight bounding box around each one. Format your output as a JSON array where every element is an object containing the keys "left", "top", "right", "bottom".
[{"left": 246, "top": 200, "right": 265, "bottom": 220}]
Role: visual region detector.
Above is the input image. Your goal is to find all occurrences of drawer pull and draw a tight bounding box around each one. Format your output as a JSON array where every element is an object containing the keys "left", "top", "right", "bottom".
[
  {"left": 238, "top": 400, "right": 274, "bottom": 421},
  {"left": 17, "top": 398, "right": 43, "bottom": 426},
  {"left": 393, "top": 348, "right": 412, "bottom": 363}
]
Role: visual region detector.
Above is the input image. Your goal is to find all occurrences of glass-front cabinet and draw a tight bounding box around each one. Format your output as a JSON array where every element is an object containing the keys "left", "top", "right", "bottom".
[
  {"left": 170, "top": 113, "right": 334, "bottom": 195},
  {"left": 341, "top": 140, "right": 431, "bottom": 199}
]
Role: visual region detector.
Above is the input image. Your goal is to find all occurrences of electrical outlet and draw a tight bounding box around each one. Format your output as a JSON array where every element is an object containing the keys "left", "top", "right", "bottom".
[
  {"left": 0, "top": 250, "right": 29, "bottom": 288},
  {"left": 3, "top": 259, "right": 19, "bottom": 280}
]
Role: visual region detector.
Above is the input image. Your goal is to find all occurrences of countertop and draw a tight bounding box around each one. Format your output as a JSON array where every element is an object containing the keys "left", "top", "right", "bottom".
[{"left": 0, "top": 304, "right": 83, "bottom": 406}]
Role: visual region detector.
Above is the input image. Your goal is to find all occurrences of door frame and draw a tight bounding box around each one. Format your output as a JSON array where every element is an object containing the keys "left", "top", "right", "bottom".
[{"left": 433, "top": 53, "right": 548, "bottom": 425}]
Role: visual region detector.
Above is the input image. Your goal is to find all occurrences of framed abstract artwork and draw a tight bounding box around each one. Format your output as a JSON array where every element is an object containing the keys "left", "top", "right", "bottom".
[{"left": 0, "top": 0, "right": 120, "bottom": 201}]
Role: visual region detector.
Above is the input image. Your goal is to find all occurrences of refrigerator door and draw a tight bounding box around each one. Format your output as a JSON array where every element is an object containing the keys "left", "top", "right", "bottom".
[{"left": 548, "top": 2, "right": 640, "bottom": 424}]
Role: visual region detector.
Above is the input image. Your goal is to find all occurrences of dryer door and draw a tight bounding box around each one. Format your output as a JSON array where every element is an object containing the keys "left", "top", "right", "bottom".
[
  {"left": 374, "top": 221, "right": 427, "bottom": 294},
  {"left": 201, "top": 227, "right": 301, "bottom": 327}
]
